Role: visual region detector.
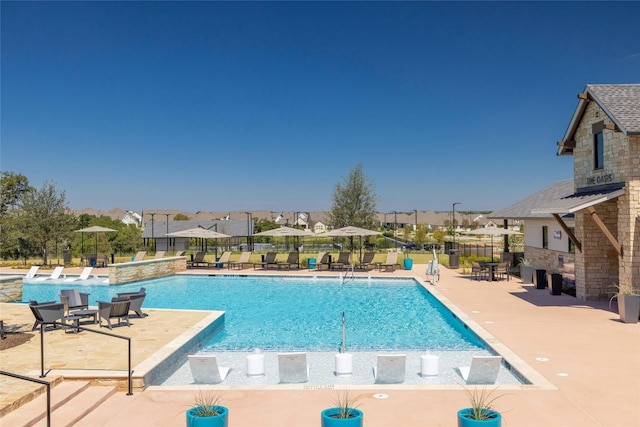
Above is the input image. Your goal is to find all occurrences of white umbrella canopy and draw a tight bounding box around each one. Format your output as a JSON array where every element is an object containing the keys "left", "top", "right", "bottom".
[
  {"left": 166, "top": 228, "right": 231, "bottom": 239},
  {"left": 75, "top": 226, "right": 117, "bottom": 255},
  {"left": 253, "top": 226, "right": 314, "bottom": 237},
  {"left": 463, "top": 227, "right": 522, "bottom": 262},
  {"left": 319, "top": 226, "right": 382, "bottom": 262}
]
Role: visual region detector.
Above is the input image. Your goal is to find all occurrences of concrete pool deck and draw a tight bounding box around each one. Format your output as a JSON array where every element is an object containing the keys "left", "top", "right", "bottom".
[{"left": 1, "top": 263, "right": 638, "bottom": 426}]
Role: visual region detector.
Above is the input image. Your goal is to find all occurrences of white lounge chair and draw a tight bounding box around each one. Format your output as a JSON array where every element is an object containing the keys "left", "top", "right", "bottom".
[
  {"left": 373, "top": 353, "right": 406, "bottom": 384},
  {"left": 188, "top": 354, "right": 230, "bottom": 384},
  {"left": 24, "top": 266, "right": 40, "bottom": 279},
  {"left": 459, "top": 355, "right": 502, "bottom": 384},
  {"left": 278, "top": 352, "right": 309, "bottom": 383},
  {"left": 64, "top": 267, "right": 93, "bottom": 282},
  {"left": 34, "top": 266, "right": 64, "bottom": 282}
]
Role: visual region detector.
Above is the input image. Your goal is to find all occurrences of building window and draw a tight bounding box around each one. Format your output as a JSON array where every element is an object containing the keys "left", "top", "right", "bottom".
[
  {"left": 568, "top": 227, "right": 575, "bottom": 253},
  {"left": 542, "top": 226, "right": 548, "bottom": 249},
  {"left": 594, "top": 131, "right": 604, "bottom": 169}
]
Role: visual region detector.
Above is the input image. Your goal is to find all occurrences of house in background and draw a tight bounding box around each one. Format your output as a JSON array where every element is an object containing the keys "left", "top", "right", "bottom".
[{"left": 493, "top": 84, "right": 639, "bottom": 300}]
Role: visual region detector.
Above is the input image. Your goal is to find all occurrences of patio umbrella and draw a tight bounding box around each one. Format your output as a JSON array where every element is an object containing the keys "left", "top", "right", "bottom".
[
  {"left": 463, "top": 227, "right": 522, "bottom": 262},
  {"left": 75, "top": 225, "right": 117, "bottom": 255},
  {"left": 319, "top": 226, "right": 382, "bottom": 263},
  {"left": 166, "top": 228, "right": 231, "bottom": 239},
  {"left": 254, "top": 226, "right": 314, "bottom": 252}
]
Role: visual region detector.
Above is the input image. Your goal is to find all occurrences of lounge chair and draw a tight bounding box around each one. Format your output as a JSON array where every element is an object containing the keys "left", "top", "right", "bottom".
[
  {"left": 133, "top": 251, "right": 147, "bottom": 262},
  {"left": 115, "top": 288, "right": 147, "bottom": 318},
  {"left": 458, "top": 355, "right": 502, "bottom": 384},
  {"left": 64, "top": 267, "right": 93, "bottom": 282},
  {"left": 278, "top": 252, "right": 300, "bottom": 270},
  {"left": 253, "top": 252, "right": 277, "bottom": 270},
  {"left": 278, "top": 352, "right": 309, "bottom": 383},
  {"left": 330, "top": 252, "right": 352, "bottom": 271},
  {"left": 208, "top": 251, "right": 232, "bottom": 268},
  {"left": 356, "top": 252, "right": 376, "bottom": 271},
  {"left": 154, "top": 251, "right": 166, "bottom": 259},
  {"left": 97, "top": 299, "right": 131, "bottom": 329},
  {"left": 34, "top": 266, "right": 64, "bottom": 281},
  {"left": 315, "top": 252, "right": 330, "bottom": 270},
  {"left": 188, "top": 354, "right": 230, "bottom": 384},
  {"left": 378, "top": 252, "right": 399, "bottom": 272},
  {"left": 373, "top": 354, "right": 406, "bottom": 384},
  {"left": 174, "top": 250, "right": 186, "bottom": 257},
  {"left": 60, "top": 289, "right": 90, "bottom": 314},
  {"left": 29, "top": 301, "right": 65, "bottom": 332},
  {"left": 228, "top": 251, "right": 252, "bottom": 270},
  {"left": 187, "top": 251, "right": 207, "bottom": 268},
  {"left": 24, "top": 266, "right": 40, "bottom": 279}
]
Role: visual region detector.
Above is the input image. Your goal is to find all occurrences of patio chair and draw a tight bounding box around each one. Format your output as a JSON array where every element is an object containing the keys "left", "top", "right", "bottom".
[
  {"left": 331, "top": 252, "right": 352, "bottom": 271},
  {"left": 34, "top": 266, "right": 64, "bottom": 282},
  {"left": 228, "top": 251, "right": 252, "bottom": 270},
  {"left": 356, "top": 252, "right": 376, "bottom": 271},
  {"left": 95, "top": 254, "right": 108, "bottom": 267},
  {"left": 154, "top": 251, "right": 166, "bottom": 259},
  {"left": 97, "top": 299, "right": 131, "bottom": 329},
  {"left": 115, "top": 288, "right": 147, "bottom": 318},
  {"left": 458, "top": 355, "right": 502, "bottom": 384},
  {"left": 315, "top": 252, "right": 330, "bottom": 270},
  {"left": 133, "top": 251, "right": 147, "bottom": 262},
  {"left": 64, "top": 267, "right": 93, "bottom": 282},
  {"left": 253, "top": 252, "right": 277, "bottom": 270},
  {"left": 495, "top": 262, "right": 510, "bottom": 281},
  {"left": 29, "top": 301, "right": 65, "bottom": 332},
  {"left": 60, "top": 289, "right": 90, "bottom": 314},
  {"left": 188, "top": 354, "right": 230, "bottom": 384},
  {"left": 187, "top": 251, "right": 207, "bottom": 268},
  {"left": 278, "top": 352, "right": 309, "bottom": 383},
  {"left": 278, "top": 252, "right": 300, "bottom": 270},
  {"left": 377, "top": 252, "right": 399, "bottom": 272},
  {"left": 471, "top": 262, "right": 487, "bottom": 281},
  {"left": 373, "top": 354, "right": 406, "bottom": 384},
  {"left": 208, "top": 251, "right": 232, "bottom": 268},
  {"left": 24, "top": 266, "right": 40, "bottom": 279}
]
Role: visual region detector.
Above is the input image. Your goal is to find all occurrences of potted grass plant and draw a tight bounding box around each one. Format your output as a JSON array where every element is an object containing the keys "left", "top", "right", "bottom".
[
  {"left": 457, "top": 386, "right": 503, "bottom": 427},
  {"left": 609, "top": 284, "right": 640, "bottom": 324},
  {"left": 321, "top": 390, "right": 363, "bottom": 427},
  {"left": 519, "top": 258, "right": 533, "bottom": 284},
  {"left": 186, "top": 390, "right": 228, "bottom": 427}
]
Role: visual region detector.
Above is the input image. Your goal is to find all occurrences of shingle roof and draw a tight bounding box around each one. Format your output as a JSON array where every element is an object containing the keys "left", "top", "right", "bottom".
[
  {"left": 588, "top": 84, "right": 640, "bottom": 134},
  {"left": 488, "top": 179, "right": 574, "bottom": 220}
]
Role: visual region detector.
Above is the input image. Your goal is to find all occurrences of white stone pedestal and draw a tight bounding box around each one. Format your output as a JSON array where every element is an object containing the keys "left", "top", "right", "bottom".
[{"left": 334, "top": 353, "right": 353, "bottom": 376}]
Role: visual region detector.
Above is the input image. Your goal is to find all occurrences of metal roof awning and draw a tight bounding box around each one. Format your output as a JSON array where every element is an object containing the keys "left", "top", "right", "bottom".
[
  {"left": 531, "top": 185, "right": 625, "bottom": 257},
  {"left": 531, "top": 187, "right": 625, "bottom": 214}
]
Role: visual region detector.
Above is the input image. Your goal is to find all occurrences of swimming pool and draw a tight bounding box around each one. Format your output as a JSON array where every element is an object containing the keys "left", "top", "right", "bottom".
[{"left": 23, "top": 275, "right": 485, "bottom": 352}]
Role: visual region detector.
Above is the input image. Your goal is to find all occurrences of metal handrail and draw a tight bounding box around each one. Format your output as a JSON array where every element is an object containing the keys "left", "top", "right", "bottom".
[
  {"left": 0, "top": 370, "right": 51, "bottom": 427},
  {"left": 39, "top": 321, "right": 133, "bottom": 395}
]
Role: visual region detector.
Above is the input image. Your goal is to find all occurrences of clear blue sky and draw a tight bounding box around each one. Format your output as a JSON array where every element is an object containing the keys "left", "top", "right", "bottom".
[{"left": 2, "top": 1, "right": 639, "bottom": 214}]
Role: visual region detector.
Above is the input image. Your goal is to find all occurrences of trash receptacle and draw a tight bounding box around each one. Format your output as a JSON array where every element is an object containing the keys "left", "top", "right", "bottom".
[
  {"left": 449, "top": 249, "right": 460, "bottom": 269},
  {"left": 63, "top": 249, "right": 72, "bottom": 265},
  {"left": 534, "top": 269, "right": 547, "bottom": 289},
  {"left": 308, "top": 258, "right": 316, "bottom": 270}
]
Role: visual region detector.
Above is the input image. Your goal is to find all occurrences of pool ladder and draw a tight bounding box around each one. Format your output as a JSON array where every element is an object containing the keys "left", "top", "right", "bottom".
[{"left": 340, "top": 264, "right": 355, "bottom": 283}]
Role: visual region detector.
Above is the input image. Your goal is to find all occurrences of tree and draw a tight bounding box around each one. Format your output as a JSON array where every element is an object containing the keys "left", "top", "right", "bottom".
[
  {"left": 174, "top": 213, "right": 190, "bottom": 221},
  {"left": 0, "top": 171, "right": 32, "bottom": 216},
  {"left": 17, "top": 181, "right": 76, "bottom": 264},
  {"left": 328, "top": 164, "right": 378, "bottom": 229},
  {"left": 415, "top": 224, "right": 428, "bottom": 248}
]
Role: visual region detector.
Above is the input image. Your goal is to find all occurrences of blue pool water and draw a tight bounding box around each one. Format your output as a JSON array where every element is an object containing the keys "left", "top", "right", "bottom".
[{"left": 22, "top": 275, "right": 485, "bottom": 352}]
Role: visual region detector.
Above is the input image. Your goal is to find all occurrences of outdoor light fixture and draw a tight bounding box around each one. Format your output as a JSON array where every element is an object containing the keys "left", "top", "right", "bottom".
[
  {"left": 452, "top": 203, "right": 461, "bottom": 245},
  {"left": 149, "top": 212, "right": 156, "bottom": 251},
  {"left": 165, "top": 213, "right": 170, "bottom": 252}
]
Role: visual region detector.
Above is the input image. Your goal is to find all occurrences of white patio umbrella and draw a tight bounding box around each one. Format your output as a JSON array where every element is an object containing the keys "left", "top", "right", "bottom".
[
  {"left": 319, "top": 226, "right": 382, "bottom": 263},
  {"left": 75, "top": 225, "right": 117, "bottom": 255},
  {"left": 463, "top": 227, "right": 522, "bottom": 262},
  {"left": 166, "top": 228, "right": 231, "bottom": 239},
  {"left": 254, "top": 226, "right": 314, "bottom": 252}
]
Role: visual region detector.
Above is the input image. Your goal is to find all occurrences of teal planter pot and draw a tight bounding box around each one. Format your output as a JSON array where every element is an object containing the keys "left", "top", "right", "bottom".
[
  {"left": 321, "top": 408, "right": 363, "bottom": 427},
  {"left": 186, "top": 406, "right": 228, "bottom": 427},
  {"left": 403, "top": 258, "right": 413, "bottom": 270},
  {"left": 457, "top": 408, "right": 501, "bottom": 427}
]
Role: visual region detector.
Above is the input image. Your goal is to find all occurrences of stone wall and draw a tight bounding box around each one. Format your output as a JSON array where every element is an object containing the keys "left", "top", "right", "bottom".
[
  {"left": 524, "top": 246, "right": 575, "bottom": 275},
  {"left": 0, "top": 275, "right": 23, "bottom": 302},
  {"left": 108, "top": 256, "right": 187, "bottom": 285}
]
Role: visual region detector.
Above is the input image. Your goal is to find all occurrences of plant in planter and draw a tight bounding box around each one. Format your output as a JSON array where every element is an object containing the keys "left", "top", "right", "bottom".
[
  {"left": 519, "top": 258, "right": 533, "bottom": 284},
  {"left": 609, "top": 284, "right": 640, "bottom": 324},
  {"left": 186, "top": 390, "right": 228, "bottom": 427},
  {"left": 457, "top": 386, "right": 504, "bottom": 427},
  {"left": 321, "top": 390, "right": 363, "bottom": 427}
]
